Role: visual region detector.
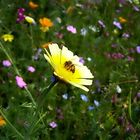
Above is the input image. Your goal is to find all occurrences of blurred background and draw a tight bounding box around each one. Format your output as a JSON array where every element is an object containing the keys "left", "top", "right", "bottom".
[{"left": 0, "top": 0, "right": 140, "bottom": 139}]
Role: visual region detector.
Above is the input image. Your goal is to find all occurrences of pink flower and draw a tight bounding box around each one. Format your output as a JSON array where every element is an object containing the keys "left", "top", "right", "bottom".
[
  {"left": 66, "top": 25, "right": 77, "bottom": 34},
  {"left": 15, "top": 76, "right": 27, "bottom": 88},
  {"left": 49, "top": 121, "right": 57, "bottom": 128},
  {"left": 27, "top": 66, "right": 35, "bottom": 73},
  {"left": 2, "top": 60, "right": 11, "bottom": 67}
]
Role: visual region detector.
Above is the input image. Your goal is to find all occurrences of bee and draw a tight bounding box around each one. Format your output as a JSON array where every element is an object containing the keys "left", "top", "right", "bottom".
[{"left": 64, "top": 61, "right": 75, "bottom": 73}]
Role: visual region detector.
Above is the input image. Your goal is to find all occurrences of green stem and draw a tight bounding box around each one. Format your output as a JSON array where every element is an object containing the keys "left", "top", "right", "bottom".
[
  {"left": 40, "top": 79, "right": 58, "bottom": 107},
  {"left": 30, "top": 111, "right": 47, "bottom": 133},
  {"left": 29, "top": 79, "right": 58, "bottom": 135},
  {"left": 0, "top": 41, "right": 20, "bottom": 75},
  {"left": 0, "top": 41, "right": 37, "bottom": 107},
  {"left": 25, "top": 87, "right": 36, "bottom": 108},
  {"left": 0, "top": 109, "right": 24, "bottom": 139},
  {"left": 29, "top": 25, "right": 34, "bottom": 47}
]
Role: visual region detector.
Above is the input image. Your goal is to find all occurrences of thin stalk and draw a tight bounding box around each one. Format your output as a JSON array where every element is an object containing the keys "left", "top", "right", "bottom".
[
  {"left": 25, "top": 87, "right": 36, "bottom": 108},
  {"left": 29, "top": 25, "right": 34, "bottom": 47},
  {"left": 29, "top": 80, "right": 58, "bottom": 135},
  {"left": 0, "top": 41, "right": 20, "bottom": 75},
  {"left": 30, "top": 111, "right": 47, "bottom": 133},
  {"left": 39, "top": 79, "right": 58, "bottom": 108},
  {"left": 0, "top": 109, "right": 24, "bottom": 139}
]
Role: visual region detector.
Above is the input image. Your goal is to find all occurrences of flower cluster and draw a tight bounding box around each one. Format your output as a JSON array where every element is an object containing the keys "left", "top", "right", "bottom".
[{"left": 16, "top": 8, "right": 25, "bottom": 23}]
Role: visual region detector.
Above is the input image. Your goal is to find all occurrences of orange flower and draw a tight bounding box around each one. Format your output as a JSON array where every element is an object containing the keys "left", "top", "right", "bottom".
[
  {"left": 39, "top": 17, "right": 53, "bottom": 32},
  {"left": 0, "top": 116, "right": 6, "bottom": 126},
  {"left": 39, "top": 17, "right": 53, "bottom": 27},
  {"left": 119, "top": 17, "right": 127, "bottom": 23},
  {"left": 42, "top": 42, "right": 53, "bottom": 48},
  {"left": 29, "top": 1, "right": 39, "bottom": 9}
]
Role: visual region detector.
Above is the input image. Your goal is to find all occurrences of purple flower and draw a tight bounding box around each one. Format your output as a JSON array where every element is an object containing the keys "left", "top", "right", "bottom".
[
  {"left": 2, "top": 60, "right": 11, "bottom": 67},
  {"left": 133, "top": 6, "right": 140, "bottom": 11},
  {"left": 136, "top": 46, "right": 140, "bottom": 53},
  {"left": 16, "top": 8, "right": 25, "bottom": 23},
  {"left": 98, "top": 20, "right": 105, "bottom": 28},
  {"left": 79, "top": 57, "right": 85, "bottom": 64},
  {"left": 127, "top": 56, "right": 134, "bottom": 62},
  {"left": 122, "top": 33, "right": 130, "bottom": 38},
  {"left": 80, "top": 94, "right": 88, "bottom": 102},
  {"left": 17, "top": 8, "right": 25, "bottom": 13},
  {"left": 27, "top": 66, "right": 35, "bottom": 73},
  {"left": 113, "top": 21, "right": 122, "bottom": 29},
  {"left": 49, "top": 121, "right": 57, "bottom": 128},
  {"left": 66, "top": 25, "right": 77, "bottom": 34},
  {"left": 111, "top": 53, "right": 124, "bottom": 59},
  {"left": 15, "top": 76, "right": 27, "bottom": 88}
]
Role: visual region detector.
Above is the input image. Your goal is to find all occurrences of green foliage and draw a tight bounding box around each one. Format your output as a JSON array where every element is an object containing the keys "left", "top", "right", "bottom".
[{"left": 0, "top": 0, "right": 140, "bottom": 139}]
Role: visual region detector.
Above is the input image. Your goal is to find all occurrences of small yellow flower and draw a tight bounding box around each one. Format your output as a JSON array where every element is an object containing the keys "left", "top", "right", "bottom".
[
  {"left": 0, "top": 116, "right": 6, "bottom": 126},
  {"left": 39, "top": 17, "right": 53, "bottom": 32},
  {"left": 40, "top": 26, "right": 49, "bottom": 32},
  {"left": 25, "top": 16, "right": 36, "bottom": 24},
  {"left": 29, "top": 1, "right": 39, "bottom": 9},
  {"left": 1, "top": 34, "right": 14, "bottom": 42},
  {"left": 44, "top": 43, "right": 94, "bottom": 92},
  {"left": 119, "top": 17, "right": 127, "bottom": 23}
]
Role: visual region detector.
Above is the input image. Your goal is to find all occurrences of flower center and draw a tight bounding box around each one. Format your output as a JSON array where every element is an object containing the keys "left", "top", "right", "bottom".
[{"left": 64, "top": 61, "right": 75, "bottom": 73}]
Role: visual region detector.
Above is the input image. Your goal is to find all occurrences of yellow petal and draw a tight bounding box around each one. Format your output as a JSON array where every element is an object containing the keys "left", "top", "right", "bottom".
[
  {"left": 60, "top": 46, "right": 74, "bottom": 64},
  {"left": 25, "top": 16, "right": 36, "bottom": 24},
  {"left": 74, "top": 65, "right": 94, "bottom": 79},
  {"left": 44, "top": 54, "right": 51, "bottom": 64},
  {"left": 44, "top": 49, "right": 55, "bottom": 68},
  {"left": 48, "top": 43, "right": 60, "bottom": 56},
  {"left": 72, "top": 78, "right": 93, "bottom": 85},
  {"left": 69, "top": 81, "right": 90, "bottom": 92},
  {"left": 48, "top": 43, "right": 61, "bottom": 65}
]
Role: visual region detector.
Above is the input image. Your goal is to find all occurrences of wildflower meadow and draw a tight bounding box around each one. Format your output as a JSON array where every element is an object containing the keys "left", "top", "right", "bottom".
[{"left": 0, "top": 0, "right": 140, "bottom": 139}]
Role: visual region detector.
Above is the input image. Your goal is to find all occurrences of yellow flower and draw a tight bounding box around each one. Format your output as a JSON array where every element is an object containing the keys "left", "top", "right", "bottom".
[
  {"left": 39, "top": 17, "right": 53, "bottom": 32},
  {"left": 1, "top": 34, "right": 14, "bottom": 42},
  {"left": 29, "top": 1, "right": 39, "bottom": 9},
  {"left": 44, "top": 43, "right": 94, "bottom": 92},
  {"left": 0, "top": 116, "right": 6, "bottom": 126},
  {"left": 25, "top": 16, "right": 36, "bottom": 24}
]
